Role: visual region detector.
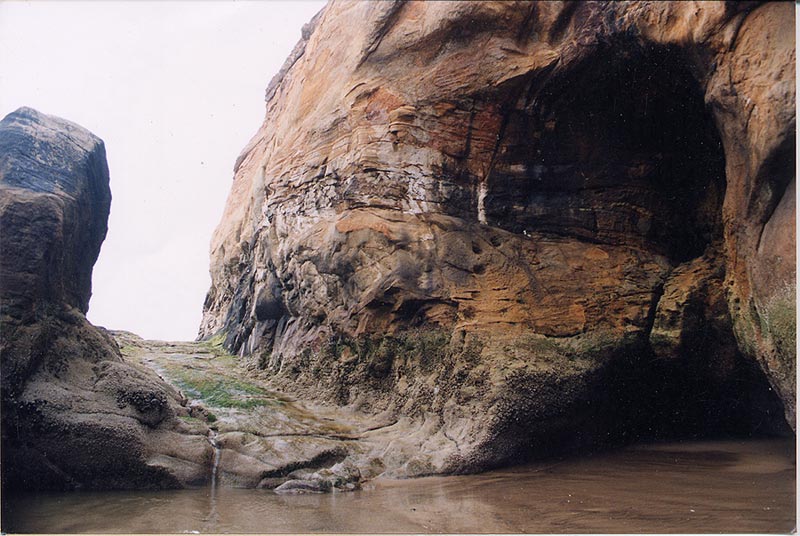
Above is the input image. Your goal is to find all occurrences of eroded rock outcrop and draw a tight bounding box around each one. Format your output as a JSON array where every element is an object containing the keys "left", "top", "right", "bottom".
[
  {"left": 0, "top": 108, "right": 211, "bottom": 490},
  {"left": 201, "top": 1, "right": 795, "bottom": 475}
]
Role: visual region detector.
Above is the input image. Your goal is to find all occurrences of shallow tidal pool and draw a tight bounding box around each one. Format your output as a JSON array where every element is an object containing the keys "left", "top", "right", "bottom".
[{"left": 3, "top": 438, "right": 794, "bottom": 534}]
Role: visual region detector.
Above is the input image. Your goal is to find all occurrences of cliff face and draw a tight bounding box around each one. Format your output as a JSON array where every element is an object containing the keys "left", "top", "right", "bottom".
[
  {"left": 201, "top": 1, "right": 795, "bottom": 473},
  {"left": 1, "top": 108, "right": 211, "bottom": 490}
]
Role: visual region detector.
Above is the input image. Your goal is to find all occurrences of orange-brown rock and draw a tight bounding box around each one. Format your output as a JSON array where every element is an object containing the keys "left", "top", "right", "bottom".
[{"left": 201, "top": 1, "right": 795, "bottom": 473}]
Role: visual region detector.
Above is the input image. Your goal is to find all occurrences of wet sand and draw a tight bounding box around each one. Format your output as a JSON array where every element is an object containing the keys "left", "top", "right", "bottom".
[{"left": 3, "top": 437, "right": 794, "bottom": 533}]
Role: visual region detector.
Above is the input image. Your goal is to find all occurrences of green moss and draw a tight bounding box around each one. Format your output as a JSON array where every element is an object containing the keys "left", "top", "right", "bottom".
[
  {"left": 762, "top": 287, "right": 796, "bottom": 361},
  {"left": 325, "top": 328, "right": 452, "bottom": 377},
  {"left": 413, "top": 329, "right": 451, "bottom": 366},
  {"left": 172, "top": 369, "right": 275, "bottom": 409},
  {"left": 205, "top": 332, "right": 226, "bottom": 348},
  {"left": 732, "top": 304, "right": 759, "bottom": 358},
  {"left": 502, "top": 331, "right": 623, "bottom": 365},
  {"left": 461, "top": 336, "right": 484, "bottom": 366},
  {"left": 572, "top": 330, "right": 635, "bottom": 357},
  {"left": 512, "top": 335, "right": 564, "bottom": 356},
  {"left": 203, "top": 331, "right": 234, "bottom": 358}
]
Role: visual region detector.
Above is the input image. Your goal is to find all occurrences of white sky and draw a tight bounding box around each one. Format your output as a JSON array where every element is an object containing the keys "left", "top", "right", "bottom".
[{"left": 0, "top": 0, "right": 326, "bottom": 341}]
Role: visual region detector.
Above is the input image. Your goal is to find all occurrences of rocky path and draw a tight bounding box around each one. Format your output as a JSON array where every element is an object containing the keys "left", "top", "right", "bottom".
[{"left": 112, "top": 332, "right": 445, "bottom": 492}]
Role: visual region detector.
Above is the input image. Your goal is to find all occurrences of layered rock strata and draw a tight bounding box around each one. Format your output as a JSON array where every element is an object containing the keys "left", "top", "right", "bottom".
[
  {"left": 201, "top": 1, "right": 795, "bottom": 475},
  {"left": 0, "top": 108, "right": 211, "bottom": 490}
]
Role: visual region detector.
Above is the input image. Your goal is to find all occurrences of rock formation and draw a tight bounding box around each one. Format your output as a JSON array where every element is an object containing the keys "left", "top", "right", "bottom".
[
  {"left": 0, "top": 108, "right": 212, "bottom": 490},
  {"left": 201, "top": 1, "right": 795, "bottom": 475}
]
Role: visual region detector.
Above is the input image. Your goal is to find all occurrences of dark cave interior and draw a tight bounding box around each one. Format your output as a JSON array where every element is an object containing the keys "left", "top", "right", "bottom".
[
  {"left": 483, "top": 42, "right": 792, "bottom": 463},
  {"left": 485, "top": 42, "right": 727, "bottom": 263}
]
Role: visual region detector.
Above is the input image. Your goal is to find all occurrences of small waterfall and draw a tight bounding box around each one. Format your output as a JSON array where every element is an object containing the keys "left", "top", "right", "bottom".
[
  {"left": 208, "top": 431, "right": 221, "bottom": 489},
  {"left": 203, "top": 430, "right": 221, "bottom": 530}
]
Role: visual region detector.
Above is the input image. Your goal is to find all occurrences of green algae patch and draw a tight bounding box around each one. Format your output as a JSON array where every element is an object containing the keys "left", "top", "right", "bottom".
[
  {"left": 762, "top": 287, "right": 796, "bottom": 361},
  {"left": 172, "top": 369, "right": 275, "bottom": 409},
  {"left": 322, "top": 327, "right": 453, "bottom": 378},
  {"left": 203, "top": 332, "right": 235, "bottom": 358}
]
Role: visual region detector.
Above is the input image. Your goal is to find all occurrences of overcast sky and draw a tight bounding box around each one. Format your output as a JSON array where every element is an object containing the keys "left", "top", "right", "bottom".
[{"left": 0, "top": 0, "right": 326, "bottom": 340}]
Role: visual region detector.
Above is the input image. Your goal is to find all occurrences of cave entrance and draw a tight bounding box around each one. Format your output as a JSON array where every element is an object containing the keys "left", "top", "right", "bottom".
[
  {"left": 483, "top": 41, "right": 726, "bottom": 262},
  {"left": 481, "top": 41, "right": 790, "bottom": 447}
]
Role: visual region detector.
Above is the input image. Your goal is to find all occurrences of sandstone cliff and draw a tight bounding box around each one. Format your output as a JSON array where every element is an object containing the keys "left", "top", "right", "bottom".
[
  {"left": 200, "top": 1, "right": 795, "bottom": 474},
  {"left": 201, "top": 1, "right": 795, "bottom": 474},
  {"left": 0, "top": 108, "right": 212, "bottom": 490}
]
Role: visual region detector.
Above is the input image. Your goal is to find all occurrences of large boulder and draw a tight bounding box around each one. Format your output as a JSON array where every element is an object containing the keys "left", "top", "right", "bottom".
[
  {"left": 200, "top": 1, "right": 794, "bottom": 474},
  {"left": 1, "top": 108, "right": 211, "bottom": 490},
  {"left": 0, "top": 106, "right": 110, "bottom": 315}
]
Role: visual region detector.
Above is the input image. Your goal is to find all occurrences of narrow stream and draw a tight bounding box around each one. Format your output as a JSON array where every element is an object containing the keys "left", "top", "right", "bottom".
[
  {"left": 208, "top": 430, "right": 221, "bottom": 491},
  {"left": 204, "top": 430, "right": 222, "bottom": 530},
  {"left": 3, "top": 438, "right": 794, "bottom": 533}
]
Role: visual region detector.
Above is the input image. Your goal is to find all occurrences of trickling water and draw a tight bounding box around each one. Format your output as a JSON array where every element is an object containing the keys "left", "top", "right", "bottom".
[
  {"left": 204, "top": 430, "right": 222, "bottom": 529},
  {"left": 208, "top": 430, "right": 221, "bottom": 490}
]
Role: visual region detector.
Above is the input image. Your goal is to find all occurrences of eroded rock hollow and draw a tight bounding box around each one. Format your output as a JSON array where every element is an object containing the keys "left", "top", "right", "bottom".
[{"left": 200, "top": 1, "right": 795, "bottom": 475}]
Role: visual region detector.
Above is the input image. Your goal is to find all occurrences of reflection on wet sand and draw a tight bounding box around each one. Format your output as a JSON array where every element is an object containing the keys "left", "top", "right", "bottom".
[{"left": 4, "top": 438, "right": 794, "bottom": 533}]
